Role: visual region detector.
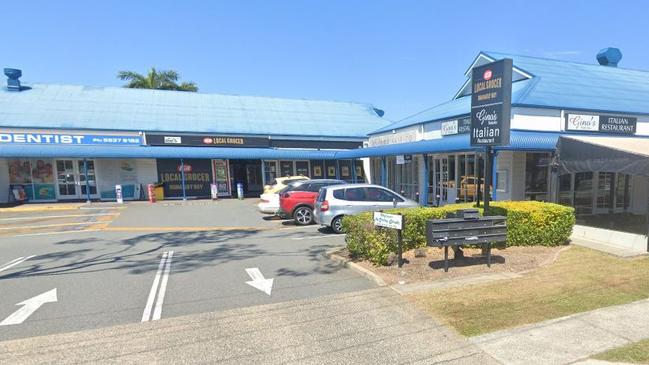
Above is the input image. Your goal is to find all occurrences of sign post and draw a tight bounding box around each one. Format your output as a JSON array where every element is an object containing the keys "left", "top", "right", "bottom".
[
  {"left": 373, "top": 212, "right": 405, "bottom": 267},
  {"left": 470, "top": 58, "right": 513, "bottom": 210}
]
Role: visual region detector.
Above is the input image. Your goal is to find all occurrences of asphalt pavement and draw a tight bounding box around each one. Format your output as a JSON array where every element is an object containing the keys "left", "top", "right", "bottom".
[{"left": 0, "top": 199, "right": 374, "bottom": 342}]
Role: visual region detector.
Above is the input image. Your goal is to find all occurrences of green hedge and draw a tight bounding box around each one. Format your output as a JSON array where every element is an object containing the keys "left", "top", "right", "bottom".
[{"left": 342, "top": 201, "right": 575, "bottom": 265}]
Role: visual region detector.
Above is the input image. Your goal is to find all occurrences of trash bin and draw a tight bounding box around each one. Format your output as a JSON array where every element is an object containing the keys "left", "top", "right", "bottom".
[{"left": 154, "top": 183, "right": 165, "bottom": 201}]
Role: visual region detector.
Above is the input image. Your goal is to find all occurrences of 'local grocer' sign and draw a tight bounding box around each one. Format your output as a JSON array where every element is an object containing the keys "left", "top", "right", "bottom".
[
  {"left": 373, "top": 212, "right": 403, "bottom": 230},
  {"left": 470, "top": 59, "right": 513, "bottom": 146},
  {"left": 565, "top": 113, "right": 637, "bottom": 134}
]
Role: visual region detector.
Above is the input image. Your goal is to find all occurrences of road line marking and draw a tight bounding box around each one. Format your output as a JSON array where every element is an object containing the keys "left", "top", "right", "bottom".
[
  {"left": 152, "top": 251, "right": 174, "bottom": 321},
  {"left": 0, "top": 213, "right": 117, "bottom": 222},
  {"left": 0, "top": 255, "right": 35, "bottom": 273},
  {"left": 7, "top": 229, "right": 104, "bottom": 238},
  {"left": 0, "top": 222, "right": 103, "bottom": 231},
  {"left": 142, "top": 251, "right": 168, "bottom": 322}
]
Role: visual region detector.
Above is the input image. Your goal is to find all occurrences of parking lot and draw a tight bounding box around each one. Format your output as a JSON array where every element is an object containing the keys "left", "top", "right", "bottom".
[{"left": 0, "top": 199, "right": 374, "bottom": 342}]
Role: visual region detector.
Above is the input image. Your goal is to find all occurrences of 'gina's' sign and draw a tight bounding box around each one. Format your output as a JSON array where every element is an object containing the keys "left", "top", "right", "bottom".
[
  {"left": 565, "top": 113, "right": 636, "bottom": 134},
  {"left": 373, "top": 212, "right": 403, "bottom": 230}
]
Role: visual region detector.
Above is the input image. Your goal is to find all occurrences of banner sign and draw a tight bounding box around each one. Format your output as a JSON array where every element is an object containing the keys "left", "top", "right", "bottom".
[
  {"left": 373, "top": 212, "right": 403, "bottom": 230},
  {"left": 470, "top": 59, "right": 513, "bottom": 146},
  {"left": 565, "top": 113, "right": 637, "bottom": 134},
  {"left": 396, "top": 155, "right": 412, "bottom": 165},
  {"left": 441, "top": 117, "right": 471, "bottom": 136},
  {"left": 156, "top": 159, "right": 213, "bottom": 197},
  {"left": 146, "top": 133, "right": 269, "bottom": 148},
  {"left": 0, "top": 131, "right": 143, "bottom": 146}
]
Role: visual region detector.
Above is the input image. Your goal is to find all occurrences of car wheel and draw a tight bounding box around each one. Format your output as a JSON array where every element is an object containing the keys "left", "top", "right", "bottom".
[
  {"left": 331, "top": 216, "right": 344, "bottom": 234},
  {"left": 293, "top": 206, "right": 313, "bottom": 225}
]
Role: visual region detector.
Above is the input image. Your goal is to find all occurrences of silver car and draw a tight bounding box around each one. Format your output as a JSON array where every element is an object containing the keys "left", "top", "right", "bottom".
[{"left": 313, "top": 183, "right": 419, "bottom": 233}]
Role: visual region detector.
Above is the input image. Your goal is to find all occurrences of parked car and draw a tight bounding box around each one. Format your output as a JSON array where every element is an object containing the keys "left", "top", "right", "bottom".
[
  {"left": 278, "top": 179, "right": 346, "bottom": 225},
  {"left": 314, "top": 184, "right": 419, "bottom": 233},
  {"left": 263, "top": 176, "right": 309, "bottom": 194},
  {"left": 258, "top": 176, "right": 310, "bottom": 215}
]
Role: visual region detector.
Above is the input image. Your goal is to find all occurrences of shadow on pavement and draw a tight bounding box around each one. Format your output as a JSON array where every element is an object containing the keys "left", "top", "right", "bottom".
[{"left": 0, "top": 229, "right": 265, "bottom": 280}]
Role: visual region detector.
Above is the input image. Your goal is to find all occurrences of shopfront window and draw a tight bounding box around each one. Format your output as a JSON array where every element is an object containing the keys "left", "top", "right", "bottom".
[
  {"left": 525, "top": 153, "right": 551, "bottom": 201},
  {"left": 295, "top": 161, "right": 309, "bottom": 177},
  {"left": 391, "top": 155, "right": 419, "bottom": 201},
  {"left": 558, "top": 174, "right": 573, "bottom": 206},
  {"left": 574, "top": 172, "right": 594, "bottom": 215}
]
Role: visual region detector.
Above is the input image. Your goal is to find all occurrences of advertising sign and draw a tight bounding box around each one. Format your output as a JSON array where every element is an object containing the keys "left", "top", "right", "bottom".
[
  {"left": 146, "top": 133, "right": 269, "bottom": 148},
  {"left": 565, "top": 113, "right": 637, "bottom": 134},
  {"left": 0, "top": 130, "right": 142, "bottom": 146},
  {"left": 115, "top": 185, "right": 123, "bottom": 204},
  {"left": 441, "top": 118, "right": 471, "bottom": 136},
  {"left": 373, "top": 212, "right": 404, "bottom": 230},
  {"left": 470, "top": 59, "right": 513, "bottom": 146},
  {"left": 157, "top": 159, "right": 212, "bottom": 197}
]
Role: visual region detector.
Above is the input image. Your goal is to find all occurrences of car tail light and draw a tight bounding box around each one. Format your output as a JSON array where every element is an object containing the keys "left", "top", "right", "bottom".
[{"left": 320, "top": 200, "right": 329, "bottom": 212}]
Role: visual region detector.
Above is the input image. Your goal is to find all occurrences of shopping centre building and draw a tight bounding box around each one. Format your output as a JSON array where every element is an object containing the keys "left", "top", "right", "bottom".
[
  {"left": 0, "top": 77, "right": 388, "bottom": 202},
  {"left": 3, "top": 48, "right": 649, "bottom": 222}
]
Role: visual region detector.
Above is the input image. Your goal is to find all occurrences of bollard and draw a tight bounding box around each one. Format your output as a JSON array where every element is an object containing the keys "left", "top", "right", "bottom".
[
  {"left": 236, "top": 183, "right": 244, "bottom": 200},
  {"left": 147, "top": 184, "right": 156, "bottom": 203}
]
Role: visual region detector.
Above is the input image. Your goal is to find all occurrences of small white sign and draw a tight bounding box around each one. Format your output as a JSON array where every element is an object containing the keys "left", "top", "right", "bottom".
[
  {"left": 566, "top": 114, "right": 599, "bottom": 132},
  {"left": 115, "top": 184, "right": 123, "bottom": 204},
  {"left": 373, "top": 212, "right": 403, "bottom": 230},
  {"left": 441, "top": 120, "right": 458, "bottom": 136},
  {"left": 164, "top": 136, "right": 182, "bottom": 144},
  {"left": 210, "top": 183, "right": 219, "bottom": 199},
  {"left": 396, "top": 155, "right": 405, "bottom": 165}
]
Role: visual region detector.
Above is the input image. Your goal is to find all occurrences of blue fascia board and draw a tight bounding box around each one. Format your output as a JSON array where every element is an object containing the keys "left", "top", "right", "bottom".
[{"left": 0, "top": 145, "right": 343, "bottom": 160}]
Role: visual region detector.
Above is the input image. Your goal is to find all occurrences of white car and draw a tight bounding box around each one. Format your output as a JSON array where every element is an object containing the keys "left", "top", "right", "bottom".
[{"left": 258, "top": 192, "right": 280, "bottom": 215}]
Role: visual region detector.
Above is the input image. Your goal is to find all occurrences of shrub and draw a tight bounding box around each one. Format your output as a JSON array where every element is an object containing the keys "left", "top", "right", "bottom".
[
  {"left": 487, "top": 201, "right": 575, "bottom": 246},
  {"left": 343, "top": 201, "right": 575, "bottom": 265}
]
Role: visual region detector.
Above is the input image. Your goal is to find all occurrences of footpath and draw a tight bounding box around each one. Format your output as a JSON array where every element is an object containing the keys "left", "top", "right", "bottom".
[{"left": 472, "top": 297, "right": 649, "bottom": 365}]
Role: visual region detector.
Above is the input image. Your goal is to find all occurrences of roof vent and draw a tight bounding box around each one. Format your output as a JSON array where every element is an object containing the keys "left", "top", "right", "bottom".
[
  {"left": 373, "top": 108, "right": 385, "bottom": 117},
  {"left": 596, "top": 48, "right": 622, "bottom": 67},
  {"left": 4, "top": 68, "right": 22, "bottom": 91}
]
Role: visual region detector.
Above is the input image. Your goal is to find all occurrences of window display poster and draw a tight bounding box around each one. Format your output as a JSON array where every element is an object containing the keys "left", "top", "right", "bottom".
[
  {"left": 119, "top": 160, "right": 137, "bottom": 183},
  {"left": 157, "top": 159, "right": 212, "bottom": 197},
  {"left": 212, "top": 159, "right": 231, "bottom": 196},
  {"left": 8, "top": 159, "right": 56, "bottom": 200},
  {"left": 313, "top": 165, "right": 322, "bottom": 177}
]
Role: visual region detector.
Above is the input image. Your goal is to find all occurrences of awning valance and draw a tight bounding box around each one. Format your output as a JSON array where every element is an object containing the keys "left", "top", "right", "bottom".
[
  {"left": 556, "top": 135, "right": 649, "bottom": 177},
  {"left": 336, "top": 131, "right": 560, "bottom": 159},
  {"left": 0, "top": 144, "right": 342, "bottom": 160}
]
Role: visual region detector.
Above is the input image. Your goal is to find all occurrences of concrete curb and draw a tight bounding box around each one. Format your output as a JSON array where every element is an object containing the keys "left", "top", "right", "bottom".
[{"left": 325, "top": 248, "right": 387, "bottom": 287}]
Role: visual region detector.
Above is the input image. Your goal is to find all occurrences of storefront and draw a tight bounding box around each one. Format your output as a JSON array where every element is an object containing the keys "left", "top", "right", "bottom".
[{"left": 343, "top": 50, "right": 649, "bottom": 221}]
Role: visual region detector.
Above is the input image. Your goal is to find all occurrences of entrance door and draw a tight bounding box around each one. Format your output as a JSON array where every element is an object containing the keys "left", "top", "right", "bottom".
[{"left": 55, "top": 159, "right": 98, "bottom": 199}]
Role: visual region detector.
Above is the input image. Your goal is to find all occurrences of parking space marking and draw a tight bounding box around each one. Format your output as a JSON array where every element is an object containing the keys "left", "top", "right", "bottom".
[
  {"left": 142, "top": 251, "right": 174, "bottom": 322},
  {"left": 0, "top": 213, "right": 117, "bottom": 222},
  {"left": 0, "top": 256, "right": 35, "bottom": 273},
  {"left": 0, "top": 222, "right": 103, "bottom": 231}
]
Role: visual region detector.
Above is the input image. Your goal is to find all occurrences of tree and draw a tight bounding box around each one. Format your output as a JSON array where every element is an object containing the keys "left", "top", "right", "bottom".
[{"left": 117, "top": 67, "right": 198, "bottom": 92}]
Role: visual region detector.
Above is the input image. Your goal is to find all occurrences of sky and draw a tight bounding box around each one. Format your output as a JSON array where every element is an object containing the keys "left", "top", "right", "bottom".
[{"left": 2, "top": 0, "right": 648, "bottom": 121}]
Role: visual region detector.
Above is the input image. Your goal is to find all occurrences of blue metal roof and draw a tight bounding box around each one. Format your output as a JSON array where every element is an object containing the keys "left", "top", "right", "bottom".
[
  {"left": 0, "top": 84, "right": 390, "bottom": 139},
  {"left": 0, "top": 144, "right": 341, "bottom": 160},
  {"left": 372, "top": 51, "right": 649, "bottom": 135},
  {"left": 337, "top": 131, "right": 560, "bottom": 158}
]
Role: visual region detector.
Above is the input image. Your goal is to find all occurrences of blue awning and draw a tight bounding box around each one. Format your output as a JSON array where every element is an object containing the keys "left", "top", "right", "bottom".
[
  {"left": 0, "top": 144, "right": 342, "bottom": 160},
  {"left": 337, "top": 131, "right": 561, "bottom": 158}
]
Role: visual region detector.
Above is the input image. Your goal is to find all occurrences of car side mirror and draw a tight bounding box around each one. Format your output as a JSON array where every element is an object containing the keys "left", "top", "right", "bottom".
[{"left": 393, "top": 198, "right": 398, "bottom": 208}]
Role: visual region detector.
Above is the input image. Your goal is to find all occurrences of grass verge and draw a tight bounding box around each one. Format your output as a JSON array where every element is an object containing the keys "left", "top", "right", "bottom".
[
  {"left": 592, "top": 338, "right": 649, "bottom": 364},
  {"left": 410, "top": 246, "right": 649, "bottom": 337}
]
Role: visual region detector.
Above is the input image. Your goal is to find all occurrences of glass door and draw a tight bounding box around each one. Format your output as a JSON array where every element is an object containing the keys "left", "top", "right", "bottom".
[
  {"left": 78, "top": 160, "right": 97, "bottom": 197},
  {"left": 56, "top": 160, "right": 80, "bottom": 199}
]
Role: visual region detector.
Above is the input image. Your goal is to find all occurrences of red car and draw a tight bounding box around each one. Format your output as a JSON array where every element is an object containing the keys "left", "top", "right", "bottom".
[{"left": 279, "top": 179, "right": 346, "bottom": 225}]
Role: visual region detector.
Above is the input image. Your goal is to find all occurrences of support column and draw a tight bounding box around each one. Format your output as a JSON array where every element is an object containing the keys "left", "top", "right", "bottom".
[
  {"left": 180, "top": 158, "right": 187, "bottom": 201},
  {"left": 351, "top": 159, "right": 357, "bottom": 183},
  {"left": 83, "top": 158, "right": 91, "bottom": 203},
  {"left": 335, "top": 160, "right": 340, "bottom": 180},
  {"left": 421, "top": 154, "right": 429, "bottom": 206},
  {"left": 491, "top": 151, "right": 499, "bottom": 201},
  {"left": 380, "top": 157, "right": 387, "bottom": 187}
]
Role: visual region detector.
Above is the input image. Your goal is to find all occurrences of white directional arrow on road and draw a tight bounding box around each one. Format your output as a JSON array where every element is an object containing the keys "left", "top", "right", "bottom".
[
  {"left": 0, "top": 289, "right": 58, "bottom": 326},
  {"left": 245, "top": 268, "right": 274, "bottom": 296}
]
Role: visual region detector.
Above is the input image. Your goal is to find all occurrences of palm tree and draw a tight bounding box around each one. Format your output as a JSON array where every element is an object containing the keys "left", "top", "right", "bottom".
[{"left": 117, "top": 67, "right": 198, "bottom": 92}]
